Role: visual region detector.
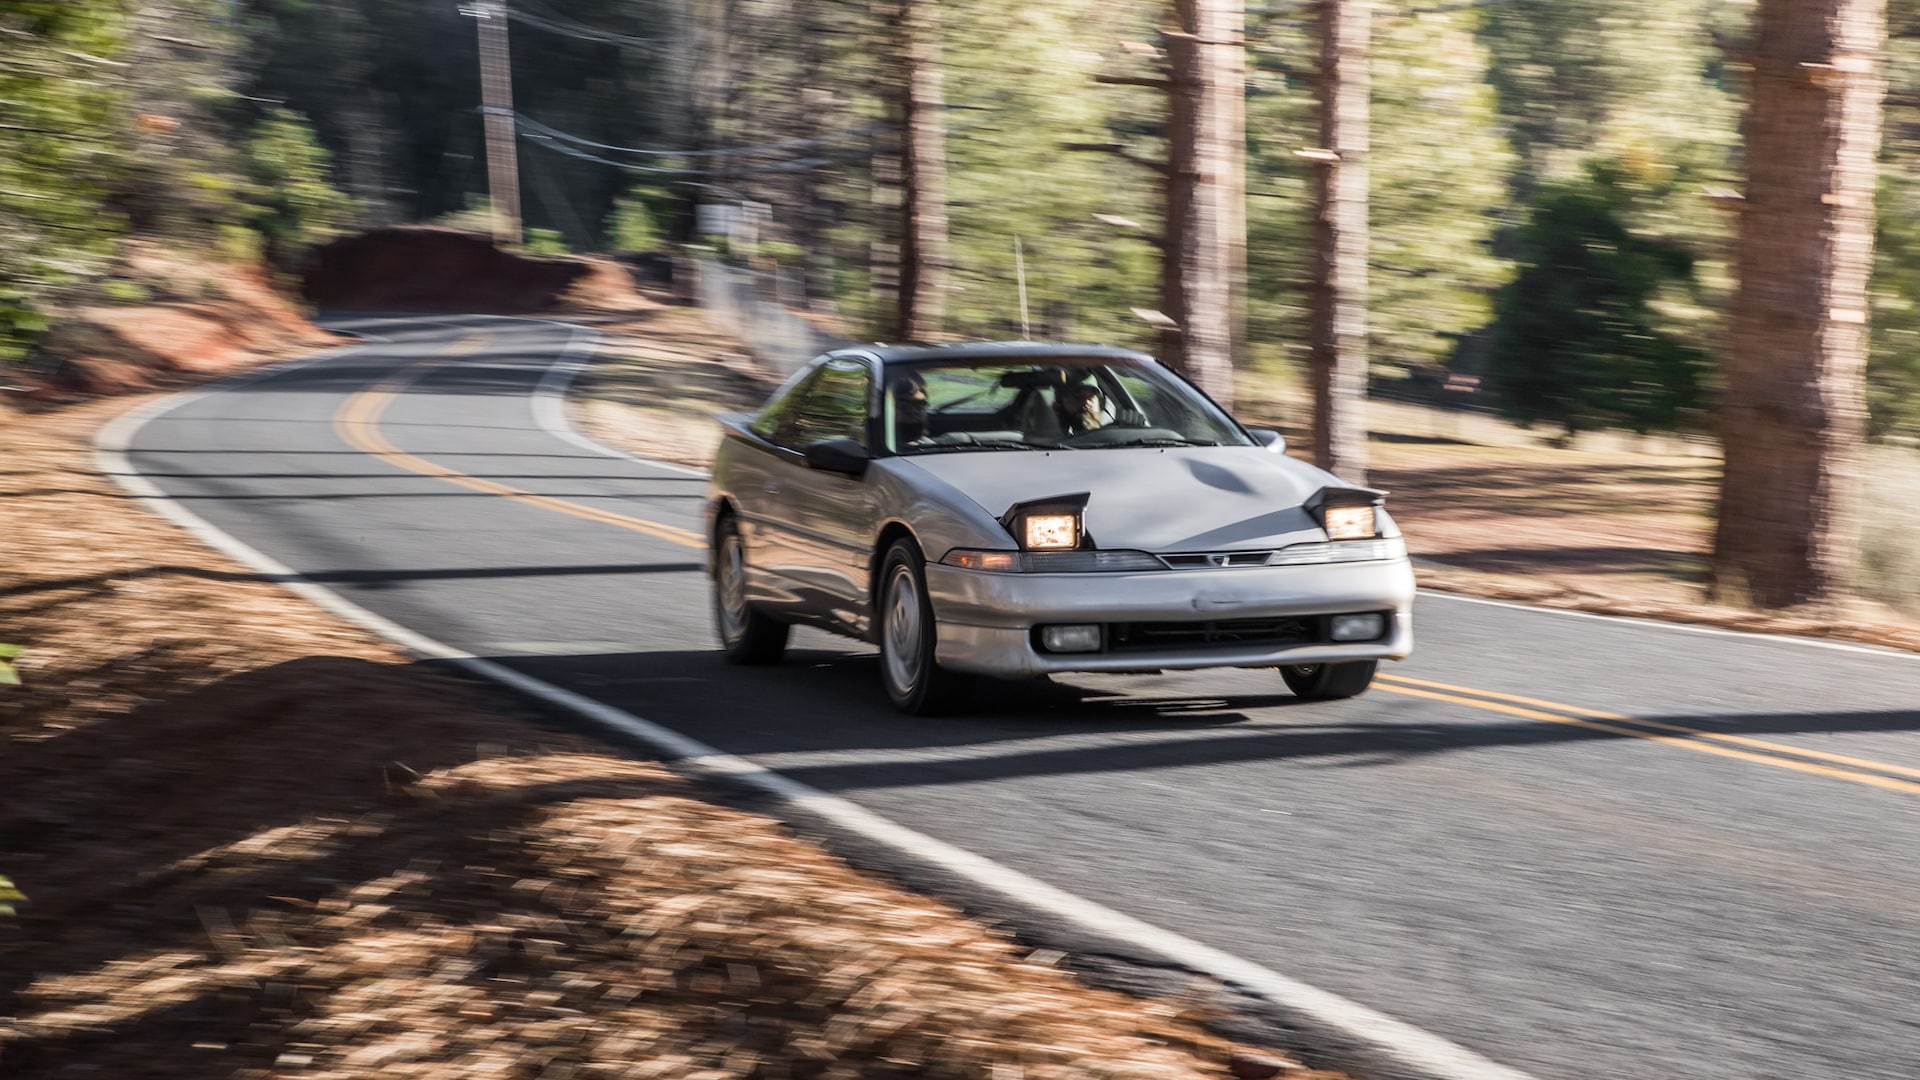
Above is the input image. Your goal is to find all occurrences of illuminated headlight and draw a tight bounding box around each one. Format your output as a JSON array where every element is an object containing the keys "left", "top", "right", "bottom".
[
  {"left": 1039, "top": 624, "right": 1103, "bottom": 653},
  {"left": 1329, "top": 613, "right": 1386, "bottom": 642},
  {"left": 1322, "top": 504, "right": 1378, "bottom": 541},
  {"left": 1023, "top": 513, "right": 1080, "bottom": 551}
]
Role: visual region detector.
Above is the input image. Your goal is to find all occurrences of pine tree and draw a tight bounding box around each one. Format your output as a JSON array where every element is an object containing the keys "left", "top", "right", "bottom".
[{"left": 1712, "top": 0, "right": 1888, "bottom": 609}]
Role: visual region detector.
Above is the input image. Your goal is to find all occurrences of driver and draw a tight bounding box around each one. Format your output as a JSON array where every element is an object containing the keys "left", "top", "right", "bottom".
[
  {"left": 890, "top": 370, "right": 930, "bottom": 446},
  {"left": 1053, "top": 375, "right": 1107, "bottom": 436}
]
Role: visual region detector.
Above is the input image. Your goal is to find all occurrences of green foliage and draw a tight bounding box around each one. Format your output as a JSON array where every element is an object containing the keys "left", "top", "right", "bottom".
[
  {"left": 607, "top": 187, "right": 666, "bottom": 253},
  {"left": 1486, "top": 161, "right": 1710, "bottom": 435},
  {"left": 241, "top": 106, "right": 358, "bottom": 267},
  {"left": 1870, "top": 170, "right": 1920, "bottom": 440},
  {"left": 1247, "top": 1, "right": 1514, "bottom": 377},
  {"left": 941, "top": 0, "right": 1162, "bottom": 347},
  {"left": 525, "top": 228, "right": 571, "bottom": 256},
  {"left": 1370, "top": 11, "right": 1515, "bottom": 374},
  {"left": 236, "top": 0, "right": 680, "bottom": 245},
  {"left": 0, "top": 873, "right": 25, "bottom": 916},
  {"left": 0, "top": 0, "right": 135, "bottom": 364},
  {"left": 100, "top": 279, "right": 153, "bottom": 305},
  {"left": 1871, "top": 16, "right": 1920, "bottom": 440},
  {"left": 0, "top": 643, "right": 21, "bottom": 687},
  {"left": 0, "top": 0, "right": 354, "bottom": 368},
  {"left": 1470, "top": 0, "right": 1736, "bottom": 431}
]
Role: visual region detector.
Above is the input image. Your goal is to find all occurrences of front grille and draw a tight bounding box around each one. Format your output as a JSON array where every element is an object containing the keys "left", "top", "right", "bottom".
[
  {"left": 1106, "top": 617, "right": 1317, "bottom": 652},
  {"left": 1159, "top": 551, "right": 1275, "bottom": 569}
]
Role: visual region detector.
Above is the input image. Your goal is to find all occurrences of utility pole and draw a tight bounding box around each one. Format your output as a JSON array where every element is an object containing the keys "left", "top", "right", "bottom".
[
  {"left": 1306, "top": 0, "right": 1370, "bottom": 483},
  {"left": 464, "top": 0, "right": 522, "bottom": 248}
]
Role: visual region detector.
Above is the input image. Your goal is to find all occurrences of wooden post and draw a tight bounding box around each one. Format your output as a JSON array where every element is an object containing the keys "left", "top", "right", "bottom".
[{"left": 471, "top": 0, "right": 522, "bottom": 247}]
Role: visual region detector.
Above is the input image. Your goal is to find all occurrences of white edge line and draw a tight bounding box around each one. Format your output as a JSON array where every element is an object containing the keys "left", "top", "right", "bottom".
[
  {"left": 89, "top": 315, "right": 1535, "bottom": 1080},
  {"left": 527, "top": 321, "right": 711, "bottom": 478}
]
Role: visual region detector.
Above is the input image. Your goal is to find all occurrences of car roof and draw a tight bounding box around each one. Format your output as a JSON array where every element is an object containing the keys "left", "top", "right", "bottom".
[{"left": 826, "top": 341, "right": 1158, "bottom": 368}]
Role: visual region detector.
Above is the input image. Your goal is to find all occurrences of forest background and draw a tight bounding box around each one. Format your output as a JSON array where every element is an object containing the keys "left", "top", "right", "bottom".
[{"left": 4, "top": 0, "right": 1919, "bottom": 564}]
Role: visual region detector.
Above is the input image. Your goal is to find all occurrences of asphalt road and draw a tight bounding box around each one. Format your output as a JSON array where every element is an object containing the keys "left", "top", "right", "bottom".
[{"left": 119, "top": 314, "right": 1920, "bottom": 1080}]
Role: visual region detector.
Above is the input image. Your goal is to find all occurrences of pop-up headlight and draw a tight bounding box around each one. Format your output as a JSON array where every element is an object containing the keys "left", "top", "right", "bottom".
[
  {"left": 1306, "top": 485, "right": 1387, "bottom": 542},
  {"left": 1023, "top": 513, "right": 1079, "bottom": 551},
  {"left": 1000, "top": 492, "right": 1092, "bottom": 552}
]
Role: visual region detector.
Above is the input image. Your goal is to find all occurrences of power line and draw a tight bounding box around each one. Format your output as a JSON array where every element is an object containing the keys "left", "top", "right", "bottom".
[
  {"left": 515, "top": 111, "right": 892, "bottom": 159},
  {"left": 520, "top": 128, "right": 876, "bottom": 177},
  {"left": 506, "top": 1, "right": 670, "bottom": 50}
]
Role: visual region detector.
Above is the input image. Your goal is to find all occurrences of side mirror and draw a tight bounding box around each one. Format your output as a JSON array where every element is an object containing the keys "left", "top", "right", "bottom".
[
  {"left": 802, "top": 437, "right": 869, "bottom": 476},
  {"left": 1250, "top": 429, "right": 1286, "bottom": 454}
]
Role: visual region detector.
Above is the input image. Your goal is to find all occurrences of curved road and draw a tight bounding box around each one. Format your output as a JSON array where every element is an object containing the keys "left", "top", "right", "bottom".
[{"left": 115, "top": 315, "right": 1920, "bottom": 1080}]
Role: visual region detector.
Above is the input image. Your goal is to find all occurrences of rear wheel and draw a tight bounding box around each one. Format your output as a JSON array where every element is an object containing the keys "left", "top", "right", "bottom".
[
  {"left": 713, "top": 515, "right": 788, "bottom": 665},
  {"left": 1282, "top": 660, "right": 1377, "bottom": 701},
  {"left": 878, "top": 539, "right": 973, "bottom": 715}
]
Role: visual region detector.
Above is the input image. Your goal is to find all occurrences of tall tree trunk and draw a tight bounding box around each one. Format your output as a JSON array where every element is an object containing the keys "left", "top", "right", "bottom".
[
  {"left": 1160, "top": 0, "right": 1237, "bottom": 407},
  {"left": 893, "top": 0, "right": 949, "bottom": 341},
  {"left": 1712, "top": 0, "right": 1887, "bottom": 609},
  {"left": 1308, "top": 0, "right": 1370, "bottom": 483},
  {"left": 1224, "top": 17, "right": 1249, "bottom": 371}
]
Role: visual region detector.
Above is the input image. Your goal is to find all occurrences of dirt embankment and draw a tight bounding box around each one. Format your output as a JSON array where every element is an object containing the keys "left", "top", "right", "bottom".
[
  {"left": 15, "top": 242, "right": 340, "bottom": 400},
  {"left": 11, "top": 228, "right": 647, "bottom": 405},
  {"left": 302, "top": 227, "right": 641, "bottom": 315}
]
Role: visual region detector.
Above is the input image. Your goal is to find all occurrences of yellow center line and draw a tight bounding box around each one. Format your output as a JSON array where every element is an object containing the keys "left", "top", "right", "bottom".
[
  {"left": 329, "top": 335, "right": 704, "bottom": 550},
  {"left": 1375, "top": 674, "right": 1920, "bottom": 797},
  {"left": 1380, "top": 672, "right": 1920, "bottom": 782}
]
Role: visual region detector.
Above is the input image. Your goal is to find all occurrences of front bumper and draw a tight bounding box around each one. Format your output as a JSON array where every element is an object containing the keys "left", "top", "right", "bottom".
[{"left": 925, "top": 558, "right": 1416, "bottom": 678}]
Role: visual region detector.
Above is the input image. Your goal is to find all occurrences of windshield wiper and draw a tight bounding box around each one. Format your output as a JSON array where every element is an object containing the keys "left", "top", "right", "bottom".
[
  {"left": 1094, "top": 436, "right": 1219, "bottom": 448},
  {"left": 904, "top": 439, "right": 1041, "bottom": 454}
]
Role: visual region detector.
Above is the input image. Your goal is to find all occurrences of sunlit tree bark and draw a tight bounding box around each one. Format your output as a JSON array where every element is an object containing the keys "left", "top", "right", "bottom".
[
  {"left": 894, "top": 0, "right": 949, "bottom": 340},
  {"left": 1161, "top": 0, "right": 1238, "bottom": 407},
  {"left": 1307, "top": 0, "right": 1370, "bottom": 483},
  {"left": 1712, "top": 0, "right": 1887, "bottom": 608}
]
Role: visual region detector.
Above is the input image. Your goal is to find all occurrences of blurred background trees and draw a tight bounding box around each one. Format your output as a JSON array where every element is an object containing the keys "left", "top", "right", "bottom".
[{"left": 1, "top": 0, "right": 1916, "bottom": 607}]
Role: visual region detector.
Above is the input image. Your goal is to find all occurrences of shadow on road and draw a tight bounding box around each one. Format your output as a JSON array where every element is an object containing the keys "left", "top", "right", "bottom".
[{"left": 485, "top": 646, "right": 1920, "bottom": 794}]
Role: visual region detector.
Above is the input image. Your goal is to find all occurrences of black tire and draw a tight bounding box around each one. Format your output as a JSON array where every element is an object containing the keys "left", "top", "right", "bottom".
[
  {"left": 1281, "top": 660, "right": 1377, "bottom": 701},
  {"left": 877, "top": 539, "right": 974, "bottom": 715},
  {"left": 713, "top": 515, "right": 789, "bottom": 665}
]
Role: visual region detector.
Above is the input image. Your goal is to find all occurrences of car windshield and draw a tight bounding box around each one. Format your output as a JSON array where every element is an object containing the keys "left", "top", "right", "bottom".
[{"left": 882, "top": 357, "right": 1252, "bottom": 455}]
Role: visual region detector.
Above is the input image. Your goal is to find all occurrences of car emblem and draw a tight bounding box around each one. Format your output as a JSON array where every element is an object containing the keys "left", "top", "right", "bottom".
[{"left": 1207, "top": 553, "right": 1229, "bottom": 567}]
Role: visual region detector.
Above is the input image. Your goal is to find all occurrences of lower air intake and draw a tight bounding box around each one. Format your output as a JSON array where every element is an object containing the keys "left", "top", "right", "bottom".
[{"left": 1106, "top": 617, "right": 1316, "bottom": 652}]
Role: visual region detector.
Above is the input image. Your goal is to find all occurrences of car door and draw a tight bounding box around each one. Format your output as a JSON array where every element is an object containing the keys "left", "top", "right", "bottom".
[{"left": 756, "top": 357, "right": 879, "bottom": 631}]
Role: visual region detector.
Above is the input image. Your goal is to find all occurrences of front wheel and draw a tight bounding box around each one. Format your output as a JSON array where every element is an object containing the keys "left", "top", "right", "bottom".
[
  {"left": 878, "top": 539, "right": 973, "bottom": 715},
  {"left": 713, "top": 515, "right": 789, "bottom": 665},
  {"left": 1281, "top": 660, "right": 1377, "bottom": 701}
]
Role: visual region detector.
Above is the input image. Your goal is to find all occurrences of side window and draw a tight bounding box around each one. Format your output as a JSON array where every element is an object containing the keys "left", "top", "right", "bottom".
[
  {"left": 751, "top": 366, "right": 820, "bottom": 441},
  {"left": 765, "top": 358, "right": 872, "bottom": 451}
]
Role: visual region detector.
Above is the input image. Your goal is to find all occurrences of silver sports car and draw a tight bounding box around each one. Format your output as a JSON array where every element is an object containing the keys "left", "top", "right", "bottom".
[{"left": 704, "top": 342, "right": 1414, "bottom": 714}]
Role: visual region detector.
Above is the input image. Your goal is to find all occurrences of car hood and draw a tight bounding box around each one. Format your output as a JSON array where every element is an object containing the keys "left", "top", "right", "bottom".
[{"left": 900, "top": 446, "right": 1354, "bottom": 552}]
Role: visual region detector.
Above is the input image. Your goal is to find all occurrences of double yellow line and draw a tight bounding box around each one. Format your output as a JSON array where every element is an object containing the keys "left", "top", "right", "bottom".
[
  {"left": 328, "top": 335, "right": 1920, "bottom": 799},
  {"left": 329, "top": 335, "right": 703, "bottom": 550},
  {"left": 1377, "top": 673, "right": 1920, "bottom": 798}
]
